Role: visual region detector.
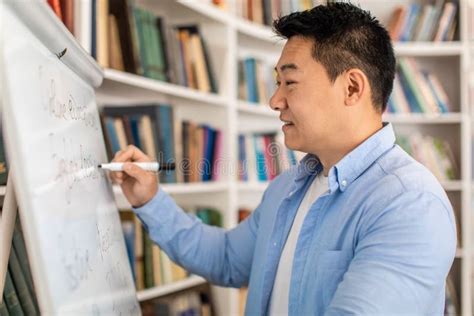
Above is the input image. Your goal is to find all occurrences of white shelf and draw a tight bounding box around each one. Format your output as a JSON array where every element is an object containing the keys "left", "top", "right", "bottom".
[
  {"left": 383, "top": 113, "right": 464, "bottom": 124},
  {"left": 235, "top": 19, "right": 281, "bottom": 44},
  {"left": 237, "top": 101, "right": 278, "bottom": 117},
  {"left": 440, "top": 180, "right": 463, "bottom": 191},
  {"left": 177, "top": 1, "right": 229, "bottom": 25},
  {"left": 103, "top": 69, "right": 227, "bottom": 107},
  {"left": 0, "top": 186, "right": 5, "bottom": 196},
  {"left": 394, "top": 42, "right": 463, "bottom": 56},
  {"left": 238, "top": 181, "right": 269, "bottom": 192},
  {"left": 114, "top": 182, "right": 229, "bottom": 210},
  {"left": 136, "top": 275, "right": 207, "bottom": 302}
]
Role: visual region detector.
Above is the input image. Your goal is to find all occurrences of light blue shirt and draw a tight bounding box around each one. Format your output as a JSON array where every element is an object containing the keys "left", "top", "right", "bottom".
[{"left": 135, "top": 123, "right": 456, "bottom": 315}]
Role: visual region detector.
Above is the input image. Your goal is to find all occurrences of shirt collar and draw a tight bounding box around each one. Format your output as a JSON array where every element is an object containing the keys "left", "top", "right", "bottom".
[{"left": 295, "top": 122, "right": 396, "bottom": 192}]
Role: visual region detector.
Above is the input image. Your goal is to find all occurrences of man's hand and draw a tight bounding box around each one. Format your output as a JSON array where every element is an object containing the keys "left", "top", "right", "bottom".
[{"left": 109, "top": 145, "right": 158, "bottom": 208}]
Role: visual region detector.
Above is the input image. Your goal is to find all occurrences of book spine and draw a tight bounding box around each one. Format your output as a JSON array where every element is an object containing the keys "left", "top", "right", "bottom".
[
  {"left": 3, "top": 269, "right": 24, "bottom": 316},
  {"left": 8, "top": 248, "right": 37, "bottom": 315}
]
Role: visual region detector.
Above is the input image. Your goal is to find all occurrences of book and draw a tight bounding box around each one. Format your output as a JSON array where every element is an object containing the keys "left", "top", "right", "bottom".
[
  {"left": 11, "top": 218, "right": 38, "bottom": 313},
  {"left": 8, "top": 248, "right": 37, "bottom": 315},
  {"left": 60, "top": 0, "right": 74, "bottom": 34},
  {"left": 95, "top": 0, "right": 109, "bottom": 68},
  {"left": 47, "top": 0, "right": 62, "bottom": 20},
  {"left": 3, "top": 269, "right": 24, "bottom": 316}
]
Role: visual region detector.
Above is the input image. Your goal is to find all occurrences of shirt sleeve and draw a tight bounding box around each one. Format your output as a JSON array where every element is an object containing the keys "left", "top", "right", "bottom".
[
  {"left": 325, "top": 190, "right": 457, "bottom": 315},
  {"left": 133, "top": 186, "right": 264, "bottom": 288}
]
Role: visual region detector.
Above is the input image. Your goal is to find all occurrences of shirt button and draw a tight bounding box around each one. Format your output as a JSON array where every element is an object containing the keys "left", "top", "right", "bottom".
[
  {"left": 341, "top": 180, "right": 347, "bottom": 187},
  {"left": 273, "top": 242, "right": 277, "bottom": 247}
]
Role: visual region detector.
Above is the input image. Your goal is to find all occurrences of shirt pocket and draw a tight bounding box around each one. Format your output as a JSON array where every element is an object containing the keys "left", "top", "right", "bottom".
[{"left": 317, "top": 249, "right": 353, "bottom": 307}]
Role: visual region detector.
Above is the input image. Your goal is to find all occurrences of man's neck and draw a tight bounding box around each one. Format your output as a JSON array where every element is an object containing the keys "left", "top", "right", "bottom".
[{"left": 318, "top": 121, "right": 384, "bottom": 177}]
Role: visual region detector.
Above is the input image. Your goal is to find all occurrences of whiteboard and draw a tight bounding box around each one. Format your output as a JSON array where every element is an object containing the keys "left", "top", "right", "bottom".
[{"left": 1, "top": 2, "right": 140, "bottom": 315}]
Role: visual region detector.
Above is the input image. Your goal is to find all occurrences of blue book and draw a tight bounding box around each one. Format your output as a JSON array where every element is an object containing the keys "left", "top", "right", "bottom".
[
  {"left": 128, "top": 115, "right": 142, "bottom": 149},
  {"left": 397, "top": 67, "right": 422, "bottom": 113},
  {"left": 203, "top": 126, "right": 216, "bottom": 182},
  {"left": 91, "top": 0, "right": 96, "bottom": 59},
  {"left": 254, "top": 135, "right": 267, "bottom": 181},
  {"left": 238, "top": 135, "right": 247, "bottom": 181},
  {"left": 121, "top": 221, "right": 136, "bottom": 282},
  {"left": 104, "top": 117, "right": 121, "bottom": 154},
  {"left": 158, "top": 105, "right": 177, "bottom": 183},
  {"left": 244, "top": 58, "right": 258, "bottom": 103}
]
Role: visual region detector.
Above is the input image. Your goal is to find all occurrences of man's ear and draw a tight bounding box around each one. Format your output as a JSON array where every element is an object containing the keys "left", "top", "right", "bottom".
[{"left": 344, "top": 69, "right": 367, "bottom": 107}]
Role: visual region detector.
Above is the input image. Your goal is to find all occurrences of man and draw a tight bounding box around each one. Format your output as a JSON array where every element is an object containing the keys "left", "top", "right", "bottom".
[{"left": 111, "top": 3, "right": 456, "bottom": 315}]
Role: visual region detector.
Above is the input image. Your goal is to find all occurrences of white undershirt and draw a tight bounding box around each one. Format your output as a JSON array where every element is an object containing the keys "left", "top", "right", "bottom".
[{"left": 269, "top": 173, "right": 329, "bottom": 315}]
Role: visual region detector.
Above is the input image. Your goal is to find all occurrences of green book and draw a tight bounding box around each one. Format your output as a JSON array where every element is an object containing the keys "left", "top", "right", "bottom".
[
  {"left": 3, "top": 269, "right": 24, "bottom": 316},
  {"left": 143, "top": 231, "right": 154, "bottom": 289},
  {"left": 9, "top": 249, "right": 37, "bottom": 315},
  {"left": 12, "top": 218, "right": 38, "bottom": 312},
  {"left": 0, "top": 298, "right": 10, "bottom": 316}
]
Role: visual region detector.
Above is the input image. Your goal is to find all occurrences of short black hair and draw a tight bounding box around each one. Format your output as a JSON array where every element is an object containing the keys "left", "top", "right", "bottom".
[{"left": 273, "top": 2, "right": 395, "bottom": 113}]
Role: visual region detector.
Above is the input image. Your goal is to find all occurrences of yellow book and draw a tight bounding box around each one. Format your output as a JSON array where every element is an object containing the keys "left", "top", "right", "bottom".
[
  {"left": 96, "top": 0, "right": 109, "bottom": 68},
  {"left": 189, "top": 34, "right": 211, "bottom": 93},
  {"left": 108, "top": 15, "right": 124, "bottom": 71},
  {"left": 113, "top": 117, "right": 128, "bottom": 150},
  {"left": 152, "top": 245, "right": 162, "bottom": 286}
]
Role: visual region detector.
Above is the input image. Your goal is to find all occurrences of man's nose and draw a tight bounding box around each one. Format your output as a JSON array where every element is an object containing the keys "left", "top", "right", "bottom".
[{"left": 269, "top": 86, "right": 287, "bottom": 111}]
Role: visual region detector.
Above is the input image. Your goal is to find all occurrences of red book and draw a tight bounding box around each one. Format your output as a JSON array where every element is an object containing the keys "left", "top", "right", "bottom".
[
  {"left": 263, "top": 135, "right": 276, "bottom": 180},
  {"left": 47, "top": 0, "right": 63, "bottom": 21},
  {"left": 60, "top": 0, "right": 74, "bottom": 34}
]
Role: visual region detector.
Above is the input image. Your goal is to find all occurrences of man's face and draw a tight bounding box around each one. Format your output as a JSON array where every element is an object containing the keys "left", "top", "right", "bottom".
[{"left": 270, "top": 36, "right": 345, "bottom": 154}]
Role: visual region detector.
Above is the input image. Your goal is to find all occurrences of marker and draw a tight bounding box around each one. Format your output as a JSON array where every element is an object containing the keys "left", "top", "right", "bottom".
[{"left": 97, "top": 162, "right": 175, "bottom": 172}]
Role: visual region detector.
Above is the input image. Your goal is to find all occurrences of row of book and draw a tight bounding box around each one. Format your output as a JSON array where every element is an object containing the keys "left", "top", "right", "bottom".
[
  {"left": 1, "top": 217, "right": 39, "bottom": 316},
  {"left": 101, "top": 105, "right": 223, "bottom": 184},
  {"left": 120, "top": 207, "right": 222, "bottom": 290},
  {"left": 47, "top": 0, "right": 217, "bottom": 93},
  {"left": 238, "top": 57, "right": 275, "bottom": 105},
  {"left": 397, "top": 133, "right": 458, "bottom": 182},
  {"left": 388, "top": 1, "right": 458, "bottom": 42},
  {"left": 387, "top": 58, "right": 452, "bottom": 114},
  {"left": 238, "top": 133, "right": 297, "bottom": 182},
  {"left": 141, "top": 287, "right": 212, "bottom": 316},
  {"left": 233, "top": 0, "right": 325, "bottom": 26},
  {"left": 101, "top": 2, "right": 216, "bottom": 92}
]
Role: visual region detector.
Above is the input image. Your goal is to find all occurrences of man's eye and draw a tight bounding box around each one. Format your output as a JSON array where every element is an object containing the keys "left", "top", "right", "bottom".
[
  {"left": 286, "top": 81, "right": 296, "bottom": 86},
  {"left": 276, "top": 81, "right": 281, "bottom": 87}
]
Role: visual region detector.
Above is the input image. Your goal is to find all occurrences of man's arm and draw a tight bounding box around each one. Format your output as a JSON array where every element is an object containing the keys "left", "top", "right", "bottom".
[
  {"left": 134, "top": 187, "right": 264, "bottom": 288},
  {"left": 325, "top": 190, "right": 456, "bottom": 315}
]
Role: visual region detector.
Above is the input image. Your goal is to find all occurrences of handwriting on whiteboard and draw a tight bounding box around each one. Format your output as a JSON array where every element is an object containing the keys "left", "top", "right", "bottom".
[
  {"left": 39, "top": 65, "right": 99, "bottom": 130},
  {"left": 58, "top": 233, "right": 93, "bottom": 291},
  {"left": 48, "top": 133, "right": 104, "bottom": 204}
]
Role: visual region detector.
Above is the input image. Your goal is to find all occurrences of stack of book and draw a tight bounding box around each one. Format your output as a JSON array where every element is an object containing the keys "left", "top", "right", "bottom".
[
  {"left": 388, "top": 1, "right": 458, "bottom": 42},
  {"left": 396, "top": 133, "right": 458, "bottom": 181},
  {"left": 1, "top": 218, "right": 40, "bottom": 315},
  {"left": 387, "top": 58, "right": 451, "bottom": 114},
  {"left": 120, "top": 207, "right": 222, "bottom": 290},
  {"left": 238, "top": 133, "right": 297, "bottom": 182},
  {"left": 238, "top": 57, "right": 275, "bottom": 105},
  {"left": 234, "top": 0, "right": 326, "bottom": 26},
  {"left": 101, "top": 104, "right": 224, "bottom": 184}
]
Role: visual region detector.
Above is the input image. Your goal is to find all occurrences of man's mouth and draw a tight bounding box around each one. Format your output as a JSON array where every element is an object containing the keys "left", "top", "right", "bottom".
[{"left": 281, "top": 119, "right": 294, "bottom": 126}]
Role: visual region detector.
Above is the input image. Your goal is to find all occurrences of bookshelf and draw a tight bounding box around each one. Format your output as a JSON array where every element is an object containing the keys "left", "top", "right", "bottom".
[{"left": 76, "top": 0, "right": 472, "bottom": 315}]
